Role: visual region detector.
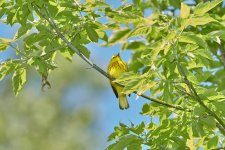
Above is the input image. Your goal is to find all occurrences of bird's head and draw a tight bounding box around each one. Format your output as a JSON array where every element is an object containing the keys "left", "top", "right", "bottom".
[{"left": 110, "top": 53, "right": 121, "bottom": 63}]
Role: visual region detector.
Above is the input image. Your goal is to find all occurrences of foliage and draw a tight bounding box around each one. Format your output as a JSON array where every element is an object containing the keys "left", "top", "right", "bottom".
[{"left": 1, "top": 0, "right": 225, "bottom": 149}]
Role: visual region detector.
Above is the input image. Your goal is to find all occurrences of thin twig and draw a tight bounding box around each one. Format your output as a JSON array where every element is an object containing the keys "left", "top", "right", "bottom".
[
  {"left": 32, "top": 3, "right": 191, "bottom": 112},
  {"left": 136, "top": 92, "right": 192, "bottom": 112}
]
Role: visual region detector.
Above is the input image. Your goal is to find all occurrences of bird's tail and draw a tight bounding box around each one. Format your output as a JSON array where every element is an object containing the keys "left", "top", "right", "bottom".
[{"left": 118, "top": 94, "right": 129, "bottom": 110}]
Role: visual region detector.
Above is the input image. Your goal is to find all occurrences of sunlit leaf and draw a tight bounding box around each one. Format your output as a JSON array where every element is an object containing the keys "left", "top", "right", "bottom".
[
  {"left": 188, "top": 15, "right": 217, "bottom": 27},
  {"left": 85, "top": 25, "right": 99, "bottom": 43},
  {"left": 106, "top": 135, "right": 143, "bottom": 150},
  {"left": 12, "top": 67, "right": 26, "bottom": 96},
  {"left": 108, "top": 28, "right": 131, "bottom": 45},
  {"left": 207, "top": 136, "right": 219, "bottom": 149},
  {"left": 0, "top": 43, "right": 8, "bottom": 52},
  {"left": 194, "top": 0, "right": 223, "bottom": 16},
  {"left": 180, "top": 3, "right": 190, "bottom": 19}
]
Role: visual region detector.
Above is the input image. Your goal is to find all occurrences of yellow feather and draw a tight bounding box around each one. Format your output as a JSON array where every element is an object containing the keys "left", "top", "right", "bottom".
[{"left": 107, "top": 54, "right": 129, "bottom": 110}]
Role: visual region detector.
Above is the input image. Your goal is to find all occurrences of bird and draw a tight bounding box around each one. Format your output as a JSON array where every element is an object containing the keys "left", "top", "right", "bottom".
[{"left": 107, "top": 53, "right": 129, "bottom": 110}]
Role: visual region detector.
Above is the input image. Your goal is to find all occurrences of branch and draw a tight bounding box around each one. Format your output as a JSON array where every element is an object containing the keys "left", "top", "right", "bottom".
[
  {"left": 219, "top": 44, "right": 225, "bottom": 68},
  {"left": 136, "top": 92, "right": 191, "bottom": 112},
  {"left": 177, "top": 60, "right": 225, "bottom": 133},
  {"left": 32, "top": 3, "right": 191, "bottom": 112},
  {"left": 216, "top": 123, "right": 225, "bottom": 135}
]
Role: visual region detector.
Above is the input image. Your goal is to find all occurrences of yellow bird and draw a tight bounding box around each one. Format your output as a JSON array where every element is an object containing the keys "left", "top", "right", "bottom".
[{"left": 107, "top": 53, "right": 129, "bottom": 110}]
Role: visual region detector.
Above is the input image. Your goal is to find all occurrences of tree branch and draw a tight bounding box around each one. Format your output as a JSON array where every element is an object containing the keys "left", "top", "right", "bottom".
[
  {"left": 219, "top": 44, "right": 225, "bottom": 68},
  {"left": 32, "top": 3, "right": 191, "bottom": 112},
  {"left": 136, "top": 92, "right": 191, "bottom": 112},
  {"left": 177, "top": 60, "right": 225, "bottom": 133},
  {"left": 216, "top": 123, "right": 225, "bottom": 135}
]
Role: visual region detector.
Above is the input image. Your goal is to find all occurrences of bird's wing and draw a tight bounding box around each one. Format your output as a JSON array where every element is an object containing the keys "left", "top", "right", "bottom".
[
  {"left": 121, "top": 61, "right": 130, "bottom": 96},
  {"left": 110, "top": 82, "right": 118, "bottom": 98}
]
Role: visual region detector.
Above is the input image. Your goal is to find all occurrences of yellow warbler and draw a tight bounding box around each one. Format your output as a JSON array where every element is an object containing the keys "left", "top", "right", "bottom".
[{"left": 107, "top": 53, "right": 129, "bottom": 110}]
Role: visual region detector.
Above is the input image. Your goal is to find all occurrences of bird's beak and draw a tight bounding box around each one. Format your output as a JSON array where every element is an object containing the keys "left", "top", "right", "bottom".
[{"left": 117, "top": 53, "right": 120, "bottom": 56}]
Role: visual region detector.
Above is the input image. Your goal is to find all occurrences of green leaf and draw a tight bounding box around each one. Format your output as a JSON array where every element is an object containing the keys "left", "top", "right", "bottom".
[
  {"left": 106, "top": 11, "right": 142, "bottom": 24},
  {"left": 192, "top": 120, "right": 205, "bottom": 137},
  {"left": 0, "top": 38, "right": 14, "bottom": 43},
  {"left": 12, "top": 68, "right": 26, "bottom": 96},
  {"left": 187, "top": 15, "right": 217, "bottom": 27},
  {"left": 129, "top": 122, "right": 145, "bottom": 134},
  {"left": 200, "top": 116, "right": 216, "bottom": 129},
  {"left": 0, "top": 7, "right": 6, "bottom": 18},
  {"left": 142, "top": 40, "right": 166, "bottom": 61},
  {"left": 180, "top": 3, "right": 190, "bottom": 19},
  {"left": 0, "top": 60, "right": 20, "bottom": 80},
  {"left": 108, "top": 28, "right": 131, "bottom": 45},
  {"left": 194, "top": 0, "right": 223, "bottom": 16},
  {"left": 59, "top": 48, "right": 75, "bottom": 61},
  {"left": 207, "top": 136, "right": 219, "bottom": 149},
  {"left": 196, "top": 50, "right": 213, "bottom": 62},
  {"left": 114, "top": 72, "right": 139, "bottom": 83},
  {"left": 106, "top": 135, "right": 143, "bottom": 150},
  {"left": 0, "top": 0, "right": 5, "bottom": 6},
  {"left": 193, "top": 105, "right": 205, "bottom": 117},
  {"left": 16, "top": 4, "right": 31, "bottom": 25},
  {"left": 123, "top": 78, "right": 144, "bottom": 94},
  {"left": 7, "top": 10, "right": 17, "bottom": 25},
  {"left": 125, "top": 41, "right": 145, "bottom": 50},
  {"left": 47, "top": 4, "right": 58, "bottom": 17},
  {"left": 141, "top": 104, "right": 150, "bottom": 115},
  {"left": 96, "top": 30, "right": 108, "bottom": 41},
  {"left": 208, "top": 30, "right": 225, "bottom": 42},
  {"left": 129, "top": 26, "right": 151, "bottom": 37},
  {"left": 75, "top": 45, "right": 90, "bottom": 58},
  {"left": 137, "top": 80, "right": 156, "bottom": 95},
  {"left": 16, "top": 0, "right": 22, "bottom": 7},
  {"left": 14, "top": 23, "right": 32, "bottom": 39},
  {"left": 108, "top": 124, "right": 129, "bottom": 141},
  {"left": 212, "top": 102, "right": 225, "bottom": 114},
  {"left": 179, "top": 33, "right": 208, "bottom": 49},
  {"left": 0, "top": 44, "right": 8, "bottom": 52},
  {"left": 29, "top": 57, "right": 57, "bottom": 75},
  {"left": 85, "top": 25, "right": 99, "bottom": 43}
]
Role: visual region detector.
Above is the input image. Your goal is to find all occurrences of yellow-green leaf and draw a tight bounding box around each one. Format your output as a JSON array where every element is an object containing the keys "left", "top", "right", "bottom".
[
  {"left": 180, "top": 3, "right": 190, "bottom": 19},
  {"left": 129, "top": 26, "right": 151, "bottom": 37},
  {"left": 0, "top": 0, "right": 5, "bottom": 6},
  {"left": 0, "top": 60, "right": 20, "bottom": 80},
  {"left": 12, "top": 68, "right": 26, "bottom": 96},
  {"left": 0, "top": 38, "right": 14, "bottom": 43},
  {"left": 188, "top": 15, "right": 217, "bottom": 27},
  {"left": 194, "top": 0, "right": 223, "bottom": 16},
  {"left": 108, "top": 28, "right": 131, "bottom": 45},
  {"left": 85, "top": 25, "right": 99, "bottom": 43},
  {"left": 0, "top": 43, "right": 8, "bottom": 52},
  {"left": 179, "top": 33, "right": 208, "bottom": 49}
]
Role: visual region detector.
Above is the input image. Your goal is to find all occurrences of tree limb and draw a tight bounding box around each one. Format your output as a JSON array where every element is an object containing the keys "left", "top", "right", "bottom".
[
  {"left": 32, "top": 3, "right": 191, "bottom": 112},
  {"left": 177, "top": 60, "right": 225, "bottom": 134}
]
